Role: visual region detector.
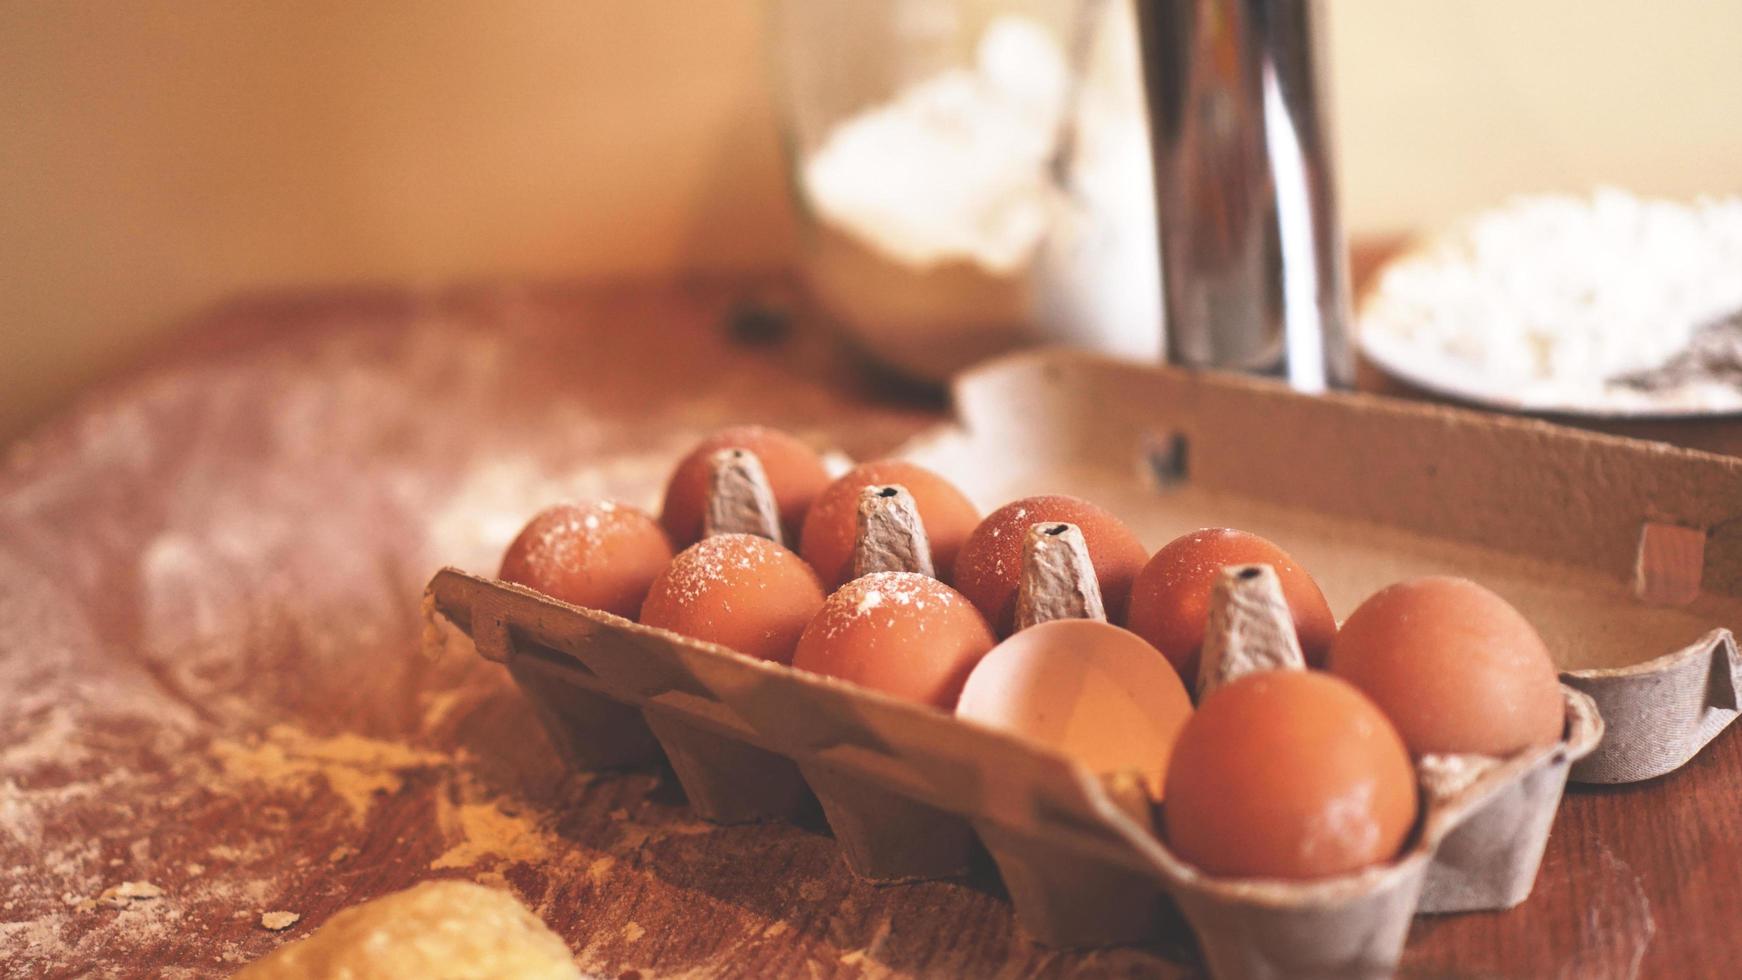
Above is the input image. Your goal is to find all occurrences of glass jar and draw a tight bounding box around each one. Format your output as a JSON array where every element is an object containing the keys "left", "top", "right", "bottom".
[{"left": 769, "top": 0, "right": 1162, "bottom": 382}]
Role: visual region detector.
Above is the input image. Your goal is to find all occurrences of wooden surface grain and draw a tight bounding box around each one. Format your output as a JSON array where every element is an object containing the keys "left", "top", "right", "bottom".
[{"left": 2, "top": 275, "right": 1738, "bottom": 979}]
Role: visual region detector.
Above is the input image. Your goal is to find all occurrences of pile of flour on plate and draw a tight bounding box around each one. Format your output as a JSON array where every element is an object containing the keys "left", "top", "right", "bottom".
[{"left": 1361, "top": 189, "right": 1742, "bottom": 413}]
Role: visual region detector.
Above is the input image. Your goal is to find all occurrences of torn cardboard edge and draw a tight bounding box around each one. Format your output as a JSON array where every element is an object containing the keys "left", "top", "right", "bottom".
[
  {"left": 1014, "top": 522, "right": 1105, "bottom": 629},
  {"left": 851, "top": 484, "right": 934, "bottom": 579},
  {"left": 1196, "top": 564, "right": 1305, "bottom": 699}
]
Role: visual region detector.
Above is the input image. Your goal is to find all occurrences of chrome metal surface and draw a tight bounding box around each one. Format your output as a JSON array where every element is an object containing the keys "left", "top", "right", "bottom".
[{"left": 1136, "top": 0, "right": 1353, "bottom": 390}]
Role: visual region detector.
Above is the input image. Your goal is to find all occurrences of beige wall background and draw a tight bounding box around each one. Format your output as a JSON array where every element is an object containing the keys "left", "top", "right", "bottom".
[{"left": 4, "top": 1, "right": 1741, "bottom": 443}]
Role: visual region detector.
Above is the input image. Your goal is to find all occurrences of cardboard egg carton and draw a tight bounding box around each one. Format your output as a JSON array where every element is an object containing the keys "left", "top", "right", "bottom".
[
  {"left": 424, "top": 350, "right": 1742, "bottom": 974},
  {"left": 425, "top": 564, "right": 1599, "bottom": 973}
]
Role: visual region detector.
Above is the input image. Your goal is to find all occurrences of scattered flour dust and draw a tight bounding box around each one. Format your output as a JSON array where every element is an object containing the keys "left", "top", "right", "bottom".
[
  {"left": 816, "top": 572, "right": 949, "bottom": 640},
  {"left": 431, "top": 798, "right": 551, "bottom": 871},
  {"left": 209, "top": 725, "right": 448, "bottom": 823},
  {"left": 205, "top": 725, "right": 567, "bottom": 874},
  {"left": 647, "top": 534, "right": 784, "bottom": 610},
  {"left": 425, "top": 450, "right": 680, "bottom": 574}
]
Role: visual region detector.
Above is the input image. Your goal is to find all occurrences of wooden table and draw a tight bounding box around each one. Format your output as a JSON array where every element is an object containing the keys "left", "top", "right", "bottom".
[{"left": 2, "top": 275, "right": 1736, "bottom": 979}]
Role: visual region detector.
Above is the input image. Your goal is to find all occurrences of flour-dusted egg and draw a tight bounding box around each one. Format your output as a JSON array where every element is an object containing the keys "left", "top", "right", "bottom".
[
  {"left": 799, "top": 460, "right": 981, "bottom": 589},
  {"left": 1163, "top": 671, "right": 1417, "bottom": 880},
  {"left": 1329, "top": 576, "right": 1565, "bottom": 757},
  {"left": 792, "top": 572, "right": 995, "bottom": 708},
  {"left": 1127, "top": 528, "right": 1336, "bottom": 681},
  {"left": 954, "top": 495, "right": 1148, "bottom": 634},
  {"left": 498, "top": 501, "right": 673, "bottom": 618},
  {"left": 639, "top": 533, "right": 825, "bottom": 664},
  {"left": 659, "top": 426, "right": 830, "bottom": 546},
  {"left": 957, "top": 619, "right": 1192, "bottom": 797}
]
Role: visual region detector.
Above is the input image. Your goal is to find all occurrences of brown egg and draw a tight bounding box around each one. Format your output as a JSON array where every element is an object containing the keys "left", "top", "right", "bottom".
[
  {"left": 799, "top": 460, "right": 981, "bottom": 589},
  {"left": 659, "top": 426, "right": 831, "bottom": 546},
  {"left": 1127, "top": 528, "right": 1337, "bottom": 680},
  {"left": 1328, "top": 576, "right": 1565, "bottom": 757},
  {"left": 498, "top": 501, "right": 674, "bottom": 618},
  {"left": 957, "top": 620, "right": 1193, "bottom": 797},
  {"left": 1163, "top": 671, "right": 1418, "bottom": 880},
  {"left": 954, "top": 495, "right": 1148, "bottom": 634},
  {"left": 792, "top": 572, "right": 996, "bottom": 708},
  {"left": 639, "top": 534, "right": 825, "bottom": 664}
]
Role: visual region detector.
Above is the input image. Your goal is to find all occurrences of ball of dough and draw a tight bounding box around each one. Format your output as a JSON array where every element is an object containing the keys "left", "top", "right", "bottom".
[
  {"left": 498, "top": 501, "right": 673, "bottom": 618},
  {"left": 793, "top": 571, "right": 995, "bottom": 708},
  {"left": 1126, "top": 528, "right": 1336, "bottom": 680},
  {"left": 799, "top": 460, "right": 980, "bottom": 589},
  {"left": 1164, "top": 671, "right": 1417, "bottom": 880},
  {"left": 659, "top": 426, "right": 830, "bottom": 546},
  {"left": 954, "top": 495, "right": 1148, "bottom": 634},
  {"left": 1328, "top": 576, "right": 1565, "bottom": 757},
  {"left": 640, "top": 533, "right": 825, "bottom": 664},
  {"left": 235, "top": 880, "right": 579, "bottom": 980}
]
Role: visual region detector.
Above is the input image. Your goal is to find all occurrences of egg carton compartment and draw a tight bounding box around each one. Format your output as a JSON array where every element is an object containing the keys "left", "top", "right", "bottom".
[{"left": 426, "top": 566, "right": 1600, "bottom": 976}]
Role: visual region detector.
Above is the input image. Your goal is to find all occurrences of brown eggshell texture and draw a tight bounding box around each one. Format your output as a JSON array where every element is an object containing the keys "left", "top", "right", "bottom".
[
  {"left": 639, "top": 534, "right": 825, "bottom": 665},
  {"left": 1127, "top": 528, "right": 1337, "bottom": 680},
  {"left": 1163, "top": 670, "right": 1418, "bottom": 880},
  {"left": 792, "top": 572, "right": 996, "bottom": 708},
  {"left": 954, "top": 495, "right": 1148, "bottom": 635},
  {"left": 498, "top": 501, "right": 673, "bottom": 619},
  {"left": 956, "top": 619, "right": 1192, "bottom": 798},
  {"left": 1329, "top": 576, "right": 1566, "bottom": 757},
  {"left": 659, "top": 426, "right": 831, "bottom": 546},
  {"left": 799, "top": 460, "right": 981, "bottom": 589}
]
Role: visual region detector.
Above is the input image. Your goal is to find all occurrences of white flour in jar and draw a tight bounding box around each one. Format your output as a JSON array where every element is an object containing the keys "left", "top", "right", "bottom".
[
  {"left": 799, "top": 4, "right": 1162, "bottom": 378},
  {"left": 802, "top": 16, "right": 1070, "bottom": 276}
]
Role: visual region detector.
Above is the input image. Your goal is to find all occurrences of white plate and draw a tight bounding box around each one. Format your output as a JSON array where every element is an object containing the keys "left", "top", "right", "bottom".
[{"left": 1359, "top": 325, "right": 1742, "bottom": 420}]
